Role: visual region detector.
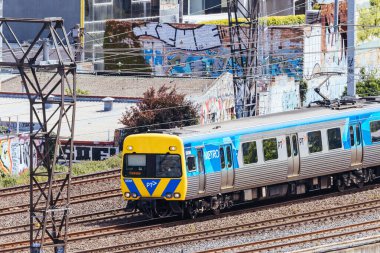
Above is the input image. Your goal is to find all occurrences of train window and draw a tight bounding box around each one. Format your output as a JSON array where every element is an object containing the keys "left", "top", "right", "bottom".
[
  {"left": 370, "top": 121, "right": 380, "bottom": 143},
  {"left": 350, "top": 126, "right": 355, "bottom": 146},
  {"left": 124, "top": 154, "right": 147, "bottom": 177},
  {"left": 123, "top": 154, "right": 182, "bottom": 178},
  {"left": 292, "top": 135, "right": 298, "bottom": 156},
  {"left": 220, "top": 147, "right": 226, "bottom": 168},
  {"left": 156, "top": 155, "right": 182, "bottom": 178},
  {"left": 286, "top": 137, "right": 291, "bottom": 157},
  {"left": 327, "top": 128, "right": 342, "bottom": 150},
  {"left": 226, "top": 146, "right": 233, "bottom": 168},
  {"left": 242, "top": 141, "right": 258, "bottom": 164},
  {"left": 187, "top": 156, "right": 196, "bottom": 172},
  {"left": 307, "top": 131, "right": 323, "bottom": 153},
  {"left": 263, "top": 138, "right": 278, "bottom": 161},
  {"left": 356, "top": 125, "right": 361, "bottom": 145}
]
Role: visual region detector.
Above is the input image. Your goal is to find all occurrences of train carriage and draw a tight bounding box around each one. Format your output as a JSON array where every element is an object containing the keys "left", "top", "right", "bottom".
[{"left": 121, "top": 102, "right": 380, "bottom": 218}]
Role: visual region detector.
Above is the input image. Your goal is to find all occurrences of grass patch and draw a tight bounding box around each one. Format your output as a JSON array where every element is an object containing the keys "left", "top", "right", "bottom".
[{"left": 0, "top": 154, "right": 122, "bottom": 189}]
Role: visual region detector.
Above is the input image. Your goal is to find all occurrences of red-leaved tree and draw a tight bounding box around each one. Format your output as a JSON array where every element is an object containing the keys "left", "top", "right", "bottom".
[{"left": 120, "top": 85, "right": 199, "bottom": 134}]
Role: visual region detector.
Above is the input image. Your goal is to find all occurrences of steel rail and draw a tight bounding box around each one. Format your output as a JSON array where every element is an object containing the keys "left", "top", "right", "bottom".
[
  {"left": 0, "top": 169, "right": 119, "bottom": 198},
  {"left": 72, "top": 199, "right": 380, "bottom": 253},
  {"left": 0, "top": 216, "right": 168, "bottom": 252},
  {"left": 0, "top": 208, "right": 133, "bottom": 238},
  {"left": 200, "top": 222, "right": 380, "bottom": 252},
  {"left": 0, "top": 188, "right": 121, "bottom": 216},
  {"left": 3, "top": 183, "right": 380, "bottom": 252}
]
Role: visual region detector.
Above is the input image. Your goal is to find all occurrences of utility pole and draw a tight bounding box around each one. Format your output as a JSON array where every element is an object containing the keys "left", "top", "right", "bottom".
[
  {"left": 306, "top": 0, "right": 312, "bottom": 10},
  {"left": 227, "top": 0, "right": 259, "bottom": 118},
  {"left": 347, "top": 0, "right": 356, "bottom": 96},
  {"left": 0, "top": 18, "right": 76, "bottom": 253},
  {"left": 179, "top": 0, "right": 184, "bottom": 23},
  {"left": 80, "top": 0, "right": 85, "bottom": 62},
  {"left": 334, "top": 0, "right": 339, "bottom": 33}
]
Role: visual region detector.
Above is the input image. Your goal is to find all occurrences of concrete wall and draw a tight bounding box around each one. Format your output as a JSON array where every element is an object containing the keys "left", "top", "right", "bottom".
[{"left": 3, "top": 0, "right": 80, "bottom": 42}]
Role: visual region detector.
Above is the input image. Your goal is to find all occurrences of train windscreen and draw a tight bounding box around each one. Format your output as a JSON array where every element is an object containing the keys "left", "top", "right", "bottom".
[{"left": 123, "top": 154, "right": 182, "bottom": 178}]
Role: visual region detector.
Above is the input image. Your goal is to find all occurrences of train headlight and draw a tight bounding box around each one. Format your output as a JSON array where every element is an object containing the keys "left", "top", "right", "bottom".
[
  {"left": 127, "top": 145, "right": 133, "bottom": 151},
  {"left": 169, "top": 146, "right": 177, "bottom": 151},
  {"left": 165, "top": 193, "right": 173, "bottom": 198},
  {"left": 132, "top": 193, "right": 138, "bottom": 198},
  {"left": 173, "top": 193, "right": 181, "bottom": 199},
  {"left": 124, "top": 192, "right": 131, "bottom": 198}
]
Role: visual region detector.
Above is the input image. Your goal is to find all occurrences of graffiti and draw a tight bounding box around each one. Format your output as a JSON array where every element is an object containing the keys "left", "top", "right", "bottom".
[
  {"left": 105, "top": 21, "right": 308, "bottom": 80},
  {"left": 104, "top": 21, "right": 242, "bottom": 77},
  {"left": 258, "top": 75, "right": 300, "bottom": 115},
  {"left": 132, "top": 23, "right": 226, "bottom": 77},
  {"left": 0, "top": 121, "right": 40, "bottom": 133},
  {"left": 198, "top": 73, "right": 235, "bottom": 124},
  {"left": 133, "top": 23, "right": 222, "bottom": 51},
  {"left": 0, "top": 135, "right": 42, "bottom": 175},
  {"left": 270, "top": 57, "right": 303, "bottom": 79},
  {"left": 59, "top": 145, "right": 119, "bottom": 162}
]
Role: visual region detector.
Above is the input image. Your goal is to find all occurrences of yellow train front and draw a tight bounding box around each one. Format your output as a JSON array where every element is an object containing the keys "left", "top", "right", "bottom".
[{"left": 121, "top": 133, "right": 187, "bottom": 218}]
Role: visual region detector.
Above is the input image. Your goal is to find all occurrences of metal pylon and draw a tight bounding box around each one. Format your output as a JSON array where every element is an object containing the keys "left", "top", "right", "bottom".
[
  {"left": 227, "top": 0, "right": 259, "bottom": 118},
  {"left": 0, "top": 18, "right": 76, "bottom": 252}
]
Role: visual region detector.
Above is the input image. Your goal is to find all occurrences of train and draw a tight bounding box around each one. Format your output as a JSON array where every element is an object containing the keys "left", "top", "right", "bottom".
[{"left": 120, "top": 101, "right": 380, "bottom": 218}]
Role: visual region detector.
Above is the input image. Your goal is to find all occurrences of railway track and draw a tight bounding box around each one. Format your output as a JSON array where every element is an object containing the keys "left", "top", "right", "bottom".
[
  {"left": 0, "top": 215, "right": 163, "bottom": 252},
  {"left": 199, "top": 222, "right": 380, "bottom": 252},
  {"left": 0, "top": 208, "right": 132, "bottom": 238},
  {"left": 3, "top": 185, "right": 380, "bottom": 252},
  {"left": 71, "top": 197, "right": 380, "bottom": 252},
  {"left": 0, "top": 169, "right": 119, "bottom": 198},
  {"left": 0, "top": 188, "right": 121, "bottom": 217}
]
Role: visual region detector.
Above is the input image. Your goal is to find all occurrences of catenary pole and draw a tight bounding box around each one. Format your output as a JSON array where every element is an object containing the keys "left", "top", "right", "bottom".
[{"left": 347, "top": 0, "right": 356, "bottom": 96}]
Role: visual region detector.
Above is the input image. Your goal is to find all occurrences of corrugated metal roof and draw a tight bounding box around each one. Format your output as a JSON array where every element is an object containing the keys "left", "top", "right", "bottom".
[{"left": 0, "top": 97, "right": 135, "bottom": 141}]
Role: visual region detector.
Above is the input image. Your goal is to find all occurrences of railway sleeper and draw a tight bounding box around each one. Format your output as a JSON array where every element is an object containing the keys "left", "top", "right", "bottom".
[{"left": 127, "top": 167, "right": 380, "bottom": 219}]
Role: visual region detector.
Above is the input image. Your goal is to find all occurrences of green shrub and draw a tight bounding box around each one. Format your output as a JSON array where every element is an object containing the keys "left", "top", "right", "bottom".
[
  {"left": 342, "top": 68, "right": 380, "bottom": 97},
  {"left": 65, "top": 88, "right": 90, "bottom": 96},
  {"left": 0, "top": 175, "right": 17, "bottom": 188},
  {"left": 199, "top": 15, "right": 305, "bottom": 26}
]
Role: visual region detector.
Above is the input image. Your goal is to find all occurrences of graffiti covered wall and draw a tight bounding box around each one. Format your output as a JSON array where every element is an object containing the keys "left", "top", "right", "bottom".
[
  {"left": 269, "top": 27, "right": 304, "bottom": 80},
  {"left": 0, "top": 136, "right": 120, "bottom": 175},
  {"left": 195, "top": 72, "right": 235, "bottom": 124},
  {"left": 59, "top": 142, "right": 119, "bottom": 162},
  {"left": 104, "top": 21, "right": 304, "bottom": 79},
  {"left": 0, "top": 135, "right": 42, "bottom": 175},
  {"left": 304, "top": 1, "right": 380, "bottom": 104},
  {"left": 303, "top": 2, "right": 348, "bottom": 105},
  {"left": 259, "top": 75, "right": 300, "bottom": 115},
  {"left": 104, "top": 21, "right": 233, "bottom": 77}
]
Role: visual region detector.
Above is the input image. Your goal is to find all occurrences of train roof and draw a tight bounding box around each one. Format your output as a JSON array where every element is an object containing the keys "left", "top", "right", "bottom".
[{"left": 152, "top": 102, "right": 380, "bottom": 141}]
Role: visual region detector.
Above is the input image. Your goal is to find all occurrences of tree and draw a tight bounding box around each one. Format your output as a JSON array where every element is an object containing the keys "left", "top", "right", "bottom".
[
  {"left": 299, "top": 80, "right": 308, "bottom": 106},
  {"left": 342, "top": 68, "right": 380, "bottom": 97},
  {"left": 357, "top": 0, "right": 380, "bottom": 42},
  {"left": 120, "top": 85, "right": 199, "bottom": 134}
]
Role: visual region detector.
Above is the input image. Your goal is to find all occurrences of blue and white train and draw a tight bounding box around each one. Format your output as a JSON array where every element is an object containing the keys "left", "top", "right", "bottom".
[{"left": 121, "top": 102, "right": 380, "bottom": 218}]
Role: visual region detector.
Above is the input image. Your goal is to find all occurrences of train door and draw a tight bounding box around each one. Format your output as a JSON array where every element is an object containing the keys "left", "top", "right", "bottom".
[
  {"left": 220, "top": 144, "right": 234, "bottom": 189},
  {"left": 286, "top": 134, "right": 300, "bottom": 177},
  {"left": 350, "top": 124, "right": 363, "bottom": 167},
  {"left": 197, "top": 148, "right": 206, "bottom": 193}
]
